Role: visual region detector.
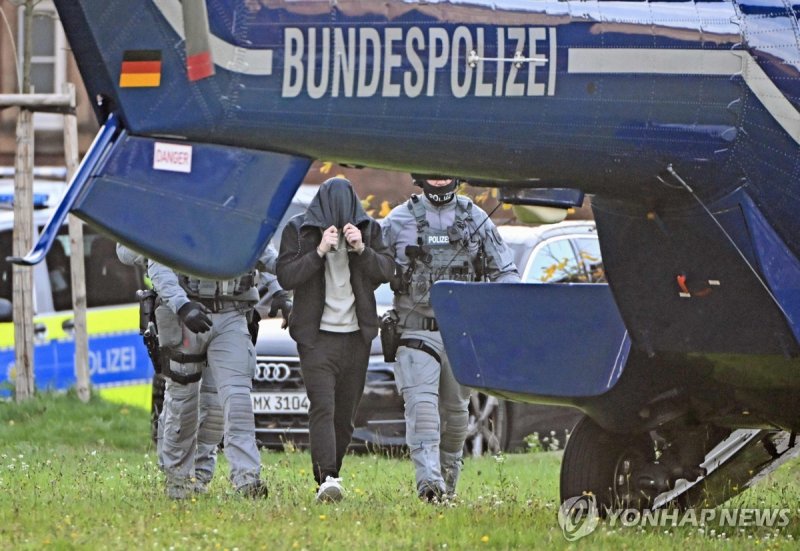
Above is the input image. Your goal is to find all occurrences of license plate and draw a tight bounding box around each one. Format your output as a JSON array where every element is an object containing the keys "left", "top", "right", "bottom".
[{"left": 251, "top": 392, "right": 309, "bottom": 414}]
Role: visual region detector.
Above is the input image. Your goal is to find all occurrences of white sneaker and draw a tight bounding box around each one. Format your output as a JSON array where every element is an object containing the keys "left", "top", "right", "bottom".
[{"left": 316, "top": 476, "right": 344, "bottom": 503}]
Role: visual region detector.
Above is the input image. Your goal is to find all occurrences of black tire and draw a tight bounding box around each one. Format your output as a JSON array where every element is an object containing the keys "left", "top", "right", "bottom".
[
  {"left": 560, "top": 416, "right": 652, "bottom": 512},
  {"left": 464, "top": 393, "right": 510, "bottom": 456},
  {"left": 151, "top": 373, "right": 167, "bottom": 445}
]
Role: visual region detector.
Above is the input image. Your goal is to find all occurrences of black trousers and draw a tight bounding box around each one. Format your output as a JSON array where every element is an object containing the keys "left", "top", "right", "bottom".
[{"left": 299, "top": 330, "right": 370, "bottom": 485}]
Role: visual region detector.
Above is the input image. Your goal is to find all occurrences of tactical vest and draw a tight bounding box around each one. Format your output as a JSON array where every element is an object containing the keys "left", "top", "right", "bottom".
[{"left": 406, "top": 195, "right": 477, "bottom": 307}]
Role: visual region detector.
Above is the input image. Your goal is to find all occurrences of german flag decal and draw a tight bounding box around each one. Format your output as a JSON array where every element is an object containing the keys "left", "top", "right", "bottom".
[{"left": 119, "top": 50, "right": 162, "bottom": 88}]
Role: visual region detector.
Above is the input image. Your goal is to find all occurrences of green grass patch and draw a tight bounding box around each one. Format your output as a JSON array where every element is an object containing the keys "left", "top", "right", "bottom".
[{"left": 1, "top": 393, "right": 799, "bottom": 550}]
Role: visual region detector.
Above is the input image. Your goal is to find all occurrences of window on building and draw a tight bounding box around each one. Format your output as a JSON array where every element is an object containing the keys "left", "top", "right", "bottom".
[{"left": 17, "top": 1, "right": 66, "bottom": 131}]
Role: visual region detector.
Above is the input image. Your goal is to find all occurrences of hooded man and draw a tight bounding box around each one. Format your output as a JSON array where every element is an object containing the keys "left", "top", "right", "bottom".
[{"left": 276, "top": 177, "right": 395, "bottom": 502}]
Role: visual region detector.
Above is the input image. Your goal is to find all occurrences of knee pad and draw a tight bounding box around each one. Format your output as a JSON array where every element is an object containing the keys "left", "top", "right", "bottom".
[
  {"left": 198, "top": 391, "right": 224, "bottom": 446},
  {"left": 405, "top": 393, "right": 439, "bottom": 445},
  {"left": 440, "top": 404, "right": 469, "bottom": 454},
  {"left": 225, "top": 387, "right": 255, "bottom": 432}
]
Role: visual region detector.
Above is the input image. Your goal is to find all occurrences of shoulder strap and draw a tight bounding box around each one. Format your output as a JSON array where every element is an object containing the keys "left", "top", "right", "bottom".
[
  {"left": 408, "top": 194, "right": 429, "bottom": 231},
  {"left": 454, "top": 195, "right": 473, "bottom": 223}
]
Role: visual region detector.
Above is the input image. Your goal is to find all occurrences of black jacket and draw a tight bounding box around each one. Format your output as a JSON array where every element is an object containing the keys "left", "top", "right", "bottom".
[{"left": 276, "top": 215, "right": 395, "bottom": 346}]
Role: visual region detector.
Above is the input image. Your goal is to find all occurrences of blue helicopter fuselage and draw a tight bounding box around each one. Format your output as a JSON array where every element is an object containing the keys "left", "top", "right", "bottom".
[{"left": 51, "top": 0, "right": 800, "bottom": 433}]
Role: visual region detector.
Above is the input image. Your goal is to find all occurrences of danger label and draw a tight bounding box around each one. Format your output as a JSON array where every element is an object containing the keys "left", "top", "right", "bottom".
[{"left": 153, "top": 142, "right": 193, "bottom": 173}]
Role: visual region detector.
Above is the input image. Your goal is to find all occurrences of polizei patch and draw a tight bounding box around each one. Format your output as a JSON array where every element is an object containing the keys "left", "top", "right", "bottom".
[{"left": 427, "top": 235, "right": 450, "bottom": 245}]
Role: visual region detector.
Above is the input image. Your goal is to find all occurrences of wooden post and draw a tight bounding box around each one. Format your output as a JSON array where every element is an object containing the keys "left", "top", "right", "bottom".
[
  {"left": 2, "top": 88, "right": 80, "bottom": 403},
  {"left": 12, "top": 107, "right": 35, "bottom": 401},
  {"left": 63, "top": 83, "right": 90, "bottom": 403},
  {"left": 12, "top": 0, "right": 36, "bottom": 401}
]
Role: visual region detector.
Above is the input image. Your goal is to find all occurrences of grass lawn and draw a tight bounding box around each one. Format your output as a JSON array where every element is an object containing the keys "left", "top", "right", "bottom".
[{"left": 1, "top": 392, "right": 799, "bottom": 550}]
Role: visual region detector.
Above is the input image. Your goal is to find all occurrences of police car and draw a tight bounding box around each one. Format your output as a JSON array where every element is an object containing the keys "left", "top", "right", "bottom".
[{"left": 0, "top": 168, "right": 150, "bottom": 406}]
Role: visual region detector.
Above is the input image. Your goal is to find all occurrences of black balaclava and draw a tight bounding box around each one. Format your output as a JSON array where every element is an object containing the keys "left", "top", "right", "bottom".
[
  {"left": 422, "top": 179, "right": 458, "bottom": 206},
  {"left": 303, "top": 177, "right": 369, "bottom": 229}
]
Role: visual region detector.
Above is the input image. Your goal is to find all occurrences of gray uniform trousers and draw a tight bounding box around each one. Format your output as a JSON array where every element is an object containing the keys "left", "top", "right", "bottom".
[
  {"left": 159, "top": 308, "right": 260, "bottom": 490},
  {"left": 394, "top": 329, "right": 470, "bottom": 495},
  {"left": 156, "top": 373, "right": 224, "bottom": 488}
]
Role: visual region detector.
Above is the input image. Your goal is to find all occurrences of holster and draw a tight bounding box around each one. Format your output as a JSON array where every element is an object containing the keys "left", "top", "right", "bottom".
[
  {"left": 137, "top": 289, "right": 161, "bottom": 373},
  {"left": 155, "top": 304, "right": 182, "bottom": 348},
  {"left": 136, "top": 289, "right": 157, "bottom": 335},
  {"left": 161, "top": 352, "right": 204, "bottom": 384},
  {"left": 380, "top": 309, "right": 401, "bottom": 363},
  {"left": 247, "top": 308, "right": 261, "bottom": 346},
  {"left": 154, "top": 304, "right": 204, "bottom": 384}
]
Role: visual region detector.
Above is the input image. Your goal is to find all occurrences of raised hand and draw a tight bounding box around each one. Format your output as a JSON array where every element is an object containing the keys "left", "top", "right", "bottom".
[
  {"left": 343, "top": 223, "right": 364, "bottom": 253},
  {"left": 318, "top": 225, "right": 339, "bottom": 255}
]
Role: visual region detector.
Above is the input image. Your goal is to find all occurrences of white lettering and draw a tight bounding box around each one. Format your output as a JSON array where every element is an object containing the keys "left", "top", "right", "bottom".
[
  {"left": 427, "top": 235, "right": 450, "bottom": 244},
  {"left": 719, "top": 508, "right": 737, "bottom": 526},
  {"left": 282, "top": 28, "right": 304, "bottom": 97},
  {"left": 474, "top": 28, "right": 493, "bottom": 97},
  {"left": 752, "top": 509, "right": 784, "bottom": 527},
  {"left": 639, "top": 509, "right": 659, "bottom": 527},
  {"left": 404, "top": 27, "right": 425, "bottom": 98},
  {"left": 308, "top": 28, "right": 331, "bottom": 99},
  {"left": 527, "top": 27, "right": 546, "bottom": 97},
  {"left": 451, "top": 26, "right": 473, "bottom": 99},
  {"left": 427, "top": 28, "right": 449, "bottom": 96},
  {"left": 548, "top": 27, "right": 557, "bottom": 96},
  {"left": 620, "top": 509, "right": 640, "bottom": 527},
  {"left": 332, "top": 28, "right": 356, "bottom": 97},
  {"left": 357, "top": 28, "right": 381, "bottom": 97},
  {"left": 279, "top": 25, "right": 557, "bottom": 100},
  {"left": 505, "top": 27, "right": 526, "bottom": 97},
  {"left": 676, "top": 509, "right": 695, "bottom": 527},
  {"left": 88, "top": 346, "right": 136, "bottom": 375},
  {"left": 738, "top": 509, "right": 754, "bottom": 526},
  {"left": 495, "top": 28, "right": 505, "bottom": 96},
  {"left": 700, "top": 509, "right": 716, "bottom": 525},
  {"left": 383, "top": 28, "right": 403, "bottom": 97},
  {"left": 606, "top": 508, "right": 623, "bottom": 527}
]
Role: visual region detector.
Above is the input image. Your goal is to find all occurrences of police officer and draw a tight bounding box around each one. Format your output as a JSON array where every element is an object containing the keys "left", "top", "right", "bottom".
[
  {"left": 381, "top": 176, "right": 520, "bottom": 501},
  {"left": 147, "top": 244, "right": 290, "bottom": 499},
  {"left": 117, "top": 243, "right": 225, "bottom": 494}
]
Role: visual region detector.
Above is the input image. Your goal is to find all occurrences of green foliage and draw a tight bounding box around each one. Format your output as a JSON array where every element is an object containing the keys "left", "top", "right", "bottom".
[
  {"left": 524, "top": 430, "right": 569, "bottom": 453},
  {"left": 1, "top": 394, "right": 799, "bottom": 550},
  {"left": 524, "top": 432, "right": 545, "bottom": 453},
  {"left": 0, "top": 390, "right": 149, "bottom": 451}
]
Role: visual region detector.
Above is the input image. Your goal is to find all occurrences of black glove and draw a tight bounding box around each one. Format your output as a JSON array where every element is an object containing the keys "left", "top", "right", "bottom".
[
  {"left": 268, "top": 290, "right": 292, "bottom": 329},
  {"left": 178, "top": 301, "right": 212, "bottom": 333}
]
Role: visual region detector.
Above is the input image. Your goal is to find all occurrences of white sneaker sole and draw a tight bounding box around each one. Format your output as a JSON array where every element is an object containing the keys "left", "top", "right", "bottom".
[{"left": 316, "top": 486, "right": 343, "bottom": 502}]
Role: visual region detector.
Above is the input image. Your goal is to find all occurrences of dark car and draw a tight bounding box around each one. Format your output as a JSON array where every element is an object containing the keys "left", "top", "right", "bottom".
[{"left": 251, "top": 220, "right": 604, "bottom": 455}]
